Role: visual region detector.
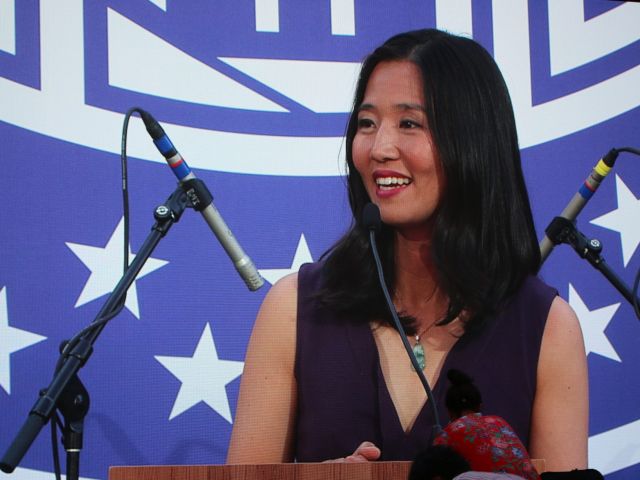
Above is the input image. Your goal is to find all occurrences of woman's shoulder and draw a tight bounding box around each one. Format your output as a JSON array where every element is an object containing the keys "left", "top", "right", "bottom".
[
  {"left": 263, "top": 271, "right": 298, "bottom": 300},
  {"left": 541, "top": 294, "right": 582, "bottom": 350},
  {"left": 254, "top": 272, "right": 299, "bottom": 333},
  {"left": 259, "top": 261, "right": 325, "bottom": 322}
]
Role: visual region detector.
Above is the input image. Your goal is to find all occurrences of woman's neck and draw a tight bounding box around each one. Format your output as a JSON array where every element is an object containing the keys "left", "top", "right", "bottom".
[{"left": 392, "top": 229, "right": 444, "bottom": 318}]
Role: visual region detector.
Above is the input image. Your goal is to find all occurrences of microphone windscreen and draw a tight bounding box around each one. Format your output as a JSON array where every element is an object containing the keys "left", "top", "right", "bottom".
[{"left": 362, "top": 203, "right": 381, "bottom": 232}]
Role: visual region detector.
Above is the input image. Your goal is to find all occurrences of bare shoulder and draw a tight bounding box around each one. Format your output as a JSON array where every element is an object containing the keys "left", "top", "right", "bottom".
[
  {"left": 264, "top": 271, "right": 298, "bottom": 303},
  {"left": 238, "top": 273, "right": 297, "bottom": 372},
  {"left": 241, "top": 271, "right": 300, "bottom": 383},
  {"left": 541, "top": 296, "right": 584, "bottom": 353},
  {"left": 255, "top": 272, "right": 298, "bottom": 332},
  {"left": 246, "top": 272, "right": 299, "bottom": 369},
  {"left": 538, "top": 295, "right": 587, "bottom": 395},
  {"left": 530, "top": 294, "right": 588, "bottom": 469}
]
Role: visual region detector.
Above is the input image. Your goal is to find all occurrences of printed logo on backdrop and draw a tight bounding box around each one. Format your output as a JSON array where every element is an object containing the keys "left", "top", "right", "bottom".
[
  {"left": 0, "top": 0, "right": 638, "bottom": 175},
  {"left": 1, "top": 2, "right": 640, "bottom": 479}
]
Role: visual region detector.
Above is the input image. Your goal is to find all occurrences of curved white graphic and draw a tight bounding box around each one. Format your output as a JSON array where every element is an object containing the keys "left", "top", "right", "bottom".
[
  {"left": 108, "top": 9, "right": 287, "bottom": 112},
  {"left": 0, "top": 0, "right": 638, "bottom": 176},
  {"left": 219, "top": 57, "right": 360, "bottom": 113},
  {"left": 493, "top": 0, "right": 640, "bottom": 150},
  {"left": 0, "top": 0, "right": 344, "bottom": 176},
  {"left": 549, "top": 0, "right": 640, "bottom": 76},
  {"left": 590, "top": 419, "right": 640, "bottom": 475}
]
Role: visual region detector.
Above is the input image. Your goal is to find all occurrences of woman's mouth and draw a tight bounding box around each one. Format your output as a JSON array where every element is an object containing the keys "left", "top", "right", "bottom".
[{"left": 375, "top": 176, "right": 412, "bottom": 190}]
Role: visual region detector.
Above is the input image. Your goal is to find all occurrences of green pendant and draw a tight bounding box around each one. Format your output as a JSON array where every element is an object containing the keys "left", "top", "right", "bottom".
[{"left": 412, "top": 342, "right": 426, "bottom": 371}]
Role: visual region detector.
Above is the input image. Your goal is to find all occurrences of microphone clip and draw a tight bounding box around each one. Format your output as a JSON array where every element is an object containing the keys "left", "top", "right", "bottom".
[
  {"left": 545, "top": 217, "right": 602, "bottom": 261},
  {"left": 152, "top": 186, "right": 190, "bottom": 235},
  {"left": 545, "top": 216, "right": 640, "bottom": 310},
  {"left": 180, "top": 178, "right": 213, "bottom": 213}
]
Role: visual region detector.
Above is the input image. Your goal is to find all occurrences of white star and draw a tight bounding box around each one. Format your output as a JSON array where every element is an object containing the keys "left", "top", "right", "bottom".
[
  {"left": 155, "top": 323, "right": 244, "bottom": 422},
  {"left": 66, "top": 218, "right": 168, "bottom": 319},
  {"left": 259, "top": 233, "right": 314, "bottom": 285},
  {"left": 0, "top": 287, "right": 47, "bottom": 394},
  {"left": 568, "top": 284, "right": 621, "bottom": 362},
  {"left": 590, "top": 174, "right": 640, "bottom": 267}
]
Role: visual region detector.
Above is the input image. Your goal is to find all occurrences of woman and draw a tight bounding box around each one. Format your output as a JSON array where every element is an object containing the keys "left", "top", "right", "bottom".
[
  {"left": 434, "top": 369, "right": 540, "bottom": 479},
  {"left": 226, "top": 29, "right": 588, "bottom": 470}
]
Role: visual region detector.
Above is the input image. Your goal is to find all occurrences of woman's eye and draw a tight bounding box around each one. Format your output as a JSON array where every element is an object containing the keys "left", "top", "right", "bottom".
[
  {"left": 357, "top": 118, "right": 375, "bottom": 129},
  {"left": 400, "top": 119, "right": 421, "bottom": 129}
]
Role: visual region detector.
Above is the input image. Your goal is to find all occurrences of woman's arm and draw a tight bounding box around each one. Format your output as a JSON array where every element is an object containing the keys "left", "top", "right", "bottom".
[
  {"left": 226, "top": 273, "right": 298, "bottom": 463},
  {"left": 529, "top": 296, "right": 589, "bottom": 470}
]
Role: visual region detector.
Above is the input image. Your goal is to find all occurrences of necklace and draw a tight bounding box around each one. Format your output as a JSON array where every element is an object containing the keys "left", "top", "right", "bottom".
[
  {"left": 394, "top": 284, "right": 440, "bottom": 371},
  {"left": 411, "top": 322, "right": 437, "bottom": 371}
]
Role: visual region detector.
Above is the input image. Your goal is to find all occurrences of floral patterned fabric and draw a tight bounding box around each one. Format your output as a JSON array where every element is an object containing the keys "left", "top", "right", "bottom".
[{"left": 434, "top": 413, "right": 540, "bottom": 480}]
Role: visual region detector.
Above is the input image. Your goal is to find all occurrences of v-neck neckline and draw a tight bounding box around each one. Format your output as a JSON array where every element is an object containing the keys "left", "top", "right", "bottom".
[{"left": 369, "top": 323, "right": 464, "bottom": 438}]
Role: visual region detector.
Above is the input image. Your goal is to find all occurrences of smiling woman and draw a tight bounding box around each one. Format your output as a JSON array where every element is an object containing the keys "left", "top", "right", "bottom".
[
  {"left": 226, "top": 28, "right": 588, "bottom": 472},
  {"left": 352, "top": 60, "right": 444, "bottom": 233}
]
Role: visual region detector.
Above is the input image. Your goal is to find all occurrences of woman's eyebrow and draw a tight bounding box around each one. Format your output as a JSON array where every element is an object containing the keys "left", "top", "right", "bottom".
[{"left": 357, "top": 102, "right": 426, "bottom": 113}]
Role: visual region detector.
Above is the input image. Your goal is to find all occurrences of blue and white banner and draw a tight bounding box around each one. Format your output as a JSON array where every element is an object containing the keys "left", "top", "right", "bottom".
[{"left": 0, "top": 1, "right": 639, "bottom": 478}]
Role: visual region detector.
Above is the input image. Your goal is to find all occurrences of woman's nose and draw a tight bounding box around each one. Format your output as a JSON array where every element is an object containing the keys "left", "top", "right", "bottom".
[{"left": 370, "top": 125, "right": 400, "bottom": 162}]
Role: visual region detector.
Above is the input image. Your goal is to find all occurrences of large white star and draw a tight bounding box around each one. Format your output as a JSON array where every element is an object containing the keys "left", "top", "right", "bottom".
[
  {"left": 568, "top": 283, "right": 621, "bottom": 362},
  {"left": 258, "top": 233, "right": 314, "bottom": 285},
  {"left": 155, "top": 323, "right": 244, "bottom": 422},
  {"left": 0, "top": 287, "right": 47, "bottom": 394},
  {"left": 66, "top": 218, "right": 168, "bottom": 319},
  {"left": 590, "top": 174, "right": 640, "bottom": 267}
]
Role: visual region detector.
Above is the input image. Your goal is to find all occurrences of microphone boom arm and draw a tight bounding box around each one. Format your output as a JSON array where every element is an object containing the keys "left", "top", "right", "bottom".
[
  {"left": 0, "top": 186, "right": 189, "bottom": 476},
  {"left": 545, "top": 216, "right": 640, "bottom": 310}
]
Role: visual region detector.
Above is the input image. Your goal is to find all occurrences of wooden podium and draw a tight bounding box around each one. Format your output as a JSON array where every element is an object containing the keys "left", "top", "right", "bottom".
[
  {"left": 109, "top": 462, "right": 412, "bottom": 480},
  {"left": 109, "top": 459, "right": 546, "bottom": 479}
]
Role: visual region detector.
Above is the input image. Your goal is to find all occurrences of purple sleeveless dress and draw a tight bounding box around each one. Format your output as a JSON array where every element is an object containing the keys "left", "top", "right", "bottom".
[{"left": 294, "top": 261, "right": 557, "bottom": 462}]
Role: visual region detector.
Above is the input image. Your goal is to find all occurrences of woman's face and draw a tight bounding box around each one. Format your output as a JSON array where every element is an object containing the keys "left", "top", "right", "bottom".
[{"left": 352, "top": 60, "right": 445, "bottom": 236}]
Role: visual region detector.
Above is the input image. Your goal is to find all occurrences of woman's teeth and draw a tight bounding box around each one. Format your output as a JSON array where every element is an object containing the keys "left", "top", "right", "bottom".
[{"left": 375, "top": 177, "right": 411, "bottom": 188}]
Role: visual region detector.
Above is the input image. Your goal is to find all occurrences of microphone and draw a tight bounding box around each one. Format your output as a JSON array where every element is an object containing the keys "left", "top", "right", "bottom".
[
  {"left": 362, "top": 203, "right": 442, "bottom": 435},
  {"left": 139, "top": 110, "right": 264, "bottom": 291},
  {"left": 540, "top": 149, "right": 618, "bottom": 263},
  {"left": 362, "top": 202, "right": 382, "bottom": 233}
]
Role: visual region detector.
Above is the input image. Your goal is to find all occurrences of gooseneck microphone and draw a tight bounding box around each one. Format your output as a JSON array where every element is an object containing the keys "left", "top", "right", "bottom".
[
  {"left": 140, "top": 110, "right": 264, "bottom": 291},
  {"left": 539, "top": 149, "right": 618, "bottom": 263},
  {"left": 362, "top": 203, "right": 442, "bottom": 436}
]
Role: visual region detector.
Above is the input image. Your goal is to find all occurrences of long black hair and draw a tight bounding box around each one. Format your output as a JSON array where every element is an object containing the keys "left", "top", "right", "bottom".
[{"left": 317, "top": 29, "right": 540, "bottom": 334}]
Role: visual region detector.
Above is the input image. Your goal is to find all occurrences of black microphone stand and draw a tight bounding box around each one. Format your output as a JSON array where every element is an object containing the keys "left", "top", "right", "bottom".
[
  {"left": 544, "top": 216, "right": 640, "bottom": 309},
  {"left": 0, "top": 185, "right": 190, "bottom": 479}
]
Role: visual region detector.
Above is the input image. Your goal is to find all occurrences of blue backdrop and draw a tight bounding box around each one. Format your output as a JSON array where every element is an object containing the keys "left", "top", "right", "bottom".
[{"left": 1, "top": 1, "right": 639, "bottom": 478}]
